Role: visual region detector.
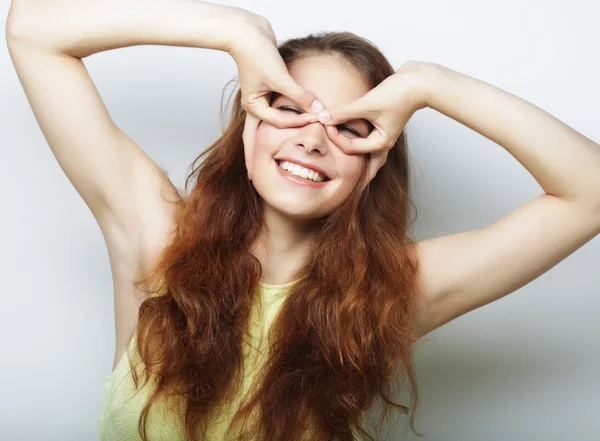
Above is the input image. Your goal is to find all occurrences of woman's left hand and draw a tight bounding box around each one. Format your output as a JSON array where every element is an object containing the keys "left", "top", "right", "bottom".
[{"left": 318, "top": 61, "right": 434, "bottom": 183}]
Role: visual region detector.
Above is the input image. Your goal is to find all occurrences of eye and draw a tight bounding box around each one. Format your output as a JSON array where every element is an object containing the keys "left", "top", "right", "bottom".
[
  {"left": 277, "top": 106, "right": 302, "bottom": 114},
  {"left": 277, "top": 106, "right": 363, "bottom": 137}
]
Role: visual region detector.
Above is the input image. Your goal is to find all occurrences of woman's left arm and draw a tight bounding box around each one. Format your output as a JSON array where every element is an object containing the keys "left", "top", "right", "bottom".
[
  {"left": 422, "top": 61, "right": 600, "bottom": 209},
  {"left": 317, "top": 60, "right": 600, "bottom": 335},
  {"left": 407, "top": 62, "right": 600, "bottom": 337}
]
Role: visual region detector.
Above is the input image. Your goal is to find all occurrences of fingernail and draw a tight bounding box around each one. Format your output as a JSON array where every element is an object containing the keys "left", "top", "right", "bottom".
[
  {"left": 318, "top": 109, "right": 331, "bottom": 123},
  {"left": 310, "top": 99, "right": 325, "bottom": 113}
]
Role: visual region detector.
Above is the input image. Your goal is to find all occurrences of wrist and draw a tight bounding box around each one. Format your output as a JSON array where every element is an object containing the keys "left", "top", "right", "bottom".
[
  {"left": 398, "top": 60, "right": 443, "bottom": 109},
  {"left": 226, "top": 13, "right": 276, "bottom": 60},
  {"left": 220, "top": 7, "right": 258, "bottom": 53}
]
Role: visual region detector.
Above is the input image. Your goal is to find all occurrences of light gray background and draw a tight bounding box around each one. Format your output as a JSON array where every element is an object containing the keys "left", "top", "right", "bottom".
[{"left": 1, "top": 0, "right": 599, "bottom": 440}]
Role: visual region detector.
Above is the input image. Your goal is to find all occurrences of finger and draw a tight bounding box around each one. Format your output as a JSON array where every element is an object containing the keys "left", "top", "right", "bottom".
[
  {"left": 324, "top": 125, "right": 389, "bottom": 156},
  {"left": 359, "top": 151, "right": 386, "bottom": 192},
  {"left": 248, "top": 99, "right": 317, "bottom": 129},
  {"left": 274, "top": 74, "right": 324, "bottom": 114},
  {"left": 243, "top": 112, "right": 261, "bottom": 180},
  {"left": 322, "top": 125, "right": 368, "bottom": 155},
  {"left": 318, "top": 98, "right": 369, "bottom": 126},
  {"left": 366, "top": 150, "right": 388, "bottom": 183},
  {"left": 322, "top": 125, "right": 357, "bottom": 154}
]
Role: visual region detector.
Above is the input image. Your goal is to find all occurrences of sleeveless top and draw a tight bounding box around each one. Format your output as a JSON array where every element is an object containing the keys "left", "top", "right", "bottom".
[{"left": 98, "top": 278, "right": 302, "bottom": 441}]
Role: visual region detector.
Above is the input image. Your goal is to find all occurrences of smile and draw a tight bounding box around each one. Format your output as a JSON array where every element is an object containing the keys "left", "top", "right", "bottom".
[{"left": 274, "top": 160, "right": 332, "bottom": 188}]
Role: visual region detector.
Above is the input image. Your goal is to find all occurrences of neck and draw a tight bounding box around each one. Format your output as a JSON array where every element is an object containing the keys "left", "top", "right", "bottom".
[{"left": 250, "top": 205, "right": 316, "bottom": 286}]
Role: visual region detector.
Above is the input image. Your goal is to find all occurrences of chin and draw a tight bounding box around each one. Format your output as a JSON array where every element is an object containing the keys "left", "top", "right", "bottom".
[{"left": 263, "top": 198, "right": 326, "bottom": 221}]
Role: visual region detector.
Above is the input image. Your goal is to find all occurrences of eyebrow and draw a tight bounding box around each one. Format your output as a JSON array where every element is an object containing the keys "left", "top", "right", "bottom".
[{"left": 271, "top": 92, "right": 373, "bottom": 131}]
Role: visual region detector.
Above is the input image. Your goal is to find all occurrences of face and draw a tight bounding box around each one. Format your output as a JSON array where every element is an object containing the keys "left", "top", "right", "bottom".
[{"left": 249, "top": 54, "right": 373, "bottom": 221}]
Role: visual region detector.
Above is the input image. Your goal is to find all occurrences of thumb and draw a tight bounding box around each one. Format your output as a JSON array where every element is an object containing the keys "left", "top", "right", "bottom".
[
  {"left": 275, "top": 74, "right": 324, "bottom": 114},
  {"left": 318, "top": 98, "right": 368, "bottom": 126}
]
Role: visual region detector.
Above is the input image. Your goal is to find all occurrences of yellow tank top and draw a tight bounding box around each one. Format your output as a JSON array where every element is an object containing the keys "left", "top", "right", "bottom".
[{"left": 98, "top": 278, "right": 301, "bottom": 441}]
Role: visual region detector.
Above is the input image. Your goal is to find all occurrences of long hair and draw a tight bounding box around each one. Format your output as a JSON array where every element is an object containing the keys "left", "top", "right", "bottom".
[{"left": 129, "top": 31, "right": 424, "bottom": 441}]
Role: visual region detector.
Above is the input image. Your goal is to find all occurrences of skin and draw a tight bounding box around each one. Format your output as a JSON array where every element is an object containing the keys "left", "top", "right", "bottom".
[{"left": 247, "top": 54, "right": 374, "bottom": 285}]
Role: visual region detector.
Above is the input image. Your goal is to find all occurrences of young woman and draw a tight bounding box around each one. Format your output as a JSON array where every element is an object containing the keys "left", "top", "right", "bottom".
[{"left": 7, "top": 0, "right": 600, "bottom": 440}]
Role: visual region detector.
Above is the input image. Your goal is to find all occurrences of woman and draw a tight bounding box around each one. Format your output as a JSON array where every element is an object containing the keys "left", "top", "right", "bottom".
[{"left": 7, "top": 0, "right": 600, "bottom": 440}]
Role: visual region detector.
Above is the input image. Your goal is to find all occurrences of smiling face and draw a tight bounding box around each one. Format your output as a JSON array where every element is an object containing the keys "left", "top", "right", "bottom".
[{"left": 250, "top": 54, "right": 373, "bottom": 221}]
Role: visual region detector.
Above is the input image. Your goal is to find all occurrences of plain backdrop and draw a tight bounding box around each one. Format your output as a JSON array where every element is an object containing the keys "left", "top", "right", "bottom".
[{"left": 1, "top": 0, "right": 599, "bottom": 440}]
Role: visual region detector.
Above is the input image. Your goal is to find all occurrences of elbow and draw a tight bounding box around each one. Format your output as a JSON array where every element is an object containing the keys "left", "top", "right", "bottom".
[
  {"left": 6, "top": 11, "right": 31, "bottom": 45},
  {"left": 6, "top": 2, "right": 44, "bottom": 46}
]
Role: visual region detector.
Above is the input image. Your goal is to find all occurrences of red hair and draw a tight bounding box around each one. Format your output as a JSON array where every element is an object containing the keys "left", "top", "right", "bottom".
[{"left": 130, "top": 31, "right": 425, "bottom": 441}]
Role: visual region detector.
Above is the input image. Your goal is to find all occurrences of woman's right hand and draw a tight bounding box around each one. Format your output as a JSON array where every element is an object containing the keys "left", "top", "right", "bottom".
[
  {"left": 227, "top": 13, "right": 325, "bottom": 127},
  {"left": 227, "top": 13, "right": 325, "bottom": 180}
]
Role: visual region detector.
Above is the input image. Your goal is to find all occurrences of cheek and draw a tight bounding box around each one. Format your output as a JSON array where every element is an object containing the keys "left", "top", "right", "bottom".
[
  {"left": 338, "top": 157, "right": 366, "bottom": 186},
  {"left": 254, "top": 125, "right": 280, "bottom": 156},
  {"left": 257, "top": 122, "right": 278, "bottom": 137},
  {"left": 320, "top": 158, "right": 365, "bottom": 209}
]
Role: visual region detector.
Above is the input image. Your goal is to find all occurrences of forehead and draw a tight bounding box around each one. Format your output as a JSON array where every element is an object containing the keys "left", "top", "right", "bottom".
[{"left": 277, "top": 54, "right": 371, "bottom": 109}]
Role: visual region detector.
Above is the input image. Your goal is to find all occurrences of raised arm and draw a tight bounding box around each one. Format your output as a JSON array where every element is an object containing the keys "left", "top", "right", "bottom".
[
  {"left": 6, "top": 0, "right": 251, "bottom": 358},
  {"left": 6, "top": 0, "right": 248, "bottom": 275}
]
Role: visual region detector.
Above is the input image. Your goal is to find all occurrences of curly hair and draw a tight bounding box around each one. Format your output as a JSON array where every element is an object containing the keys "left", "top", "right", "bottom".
[{"left": 128, "top": 31, "right": 425, "bottom": 441}]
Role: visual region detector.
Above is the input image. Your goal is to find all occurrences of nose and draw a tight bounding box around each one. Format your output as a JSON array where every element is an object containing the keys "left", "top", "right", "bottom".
[{"left": 296, "top": 121, "right": 329, "bottom": 154}]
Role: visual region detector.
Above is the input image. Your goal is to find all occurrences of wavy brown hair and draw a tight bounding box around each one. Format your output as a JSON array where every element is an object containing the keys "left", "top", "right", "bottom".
[{"left": 128, "top": 31, "right": 425, "bottom": 441}]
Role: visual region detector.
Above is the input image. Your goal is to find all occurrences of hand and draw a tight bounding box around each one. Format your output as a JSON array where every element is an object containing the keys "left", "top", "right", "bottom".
[
  {"left": 227, "top": 13, "right": 323, "bottom": 180},
  {"left": 317, "top": 61, "right": 432, "bottom": 184}
]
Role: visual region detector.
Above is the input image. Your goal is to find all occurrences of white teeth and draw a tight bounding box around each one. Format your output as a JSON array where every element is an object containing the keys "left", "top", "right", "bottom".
[{"left": 277, "top": 161, "right": 327, "bottom": 182}]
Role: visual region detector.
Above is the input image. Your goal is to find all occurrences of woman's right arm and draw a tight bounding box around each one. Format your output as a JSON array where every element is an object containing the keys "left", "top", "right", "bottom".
[{"left": 6, "top": 0, "right": 250, "bottom": 278}]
